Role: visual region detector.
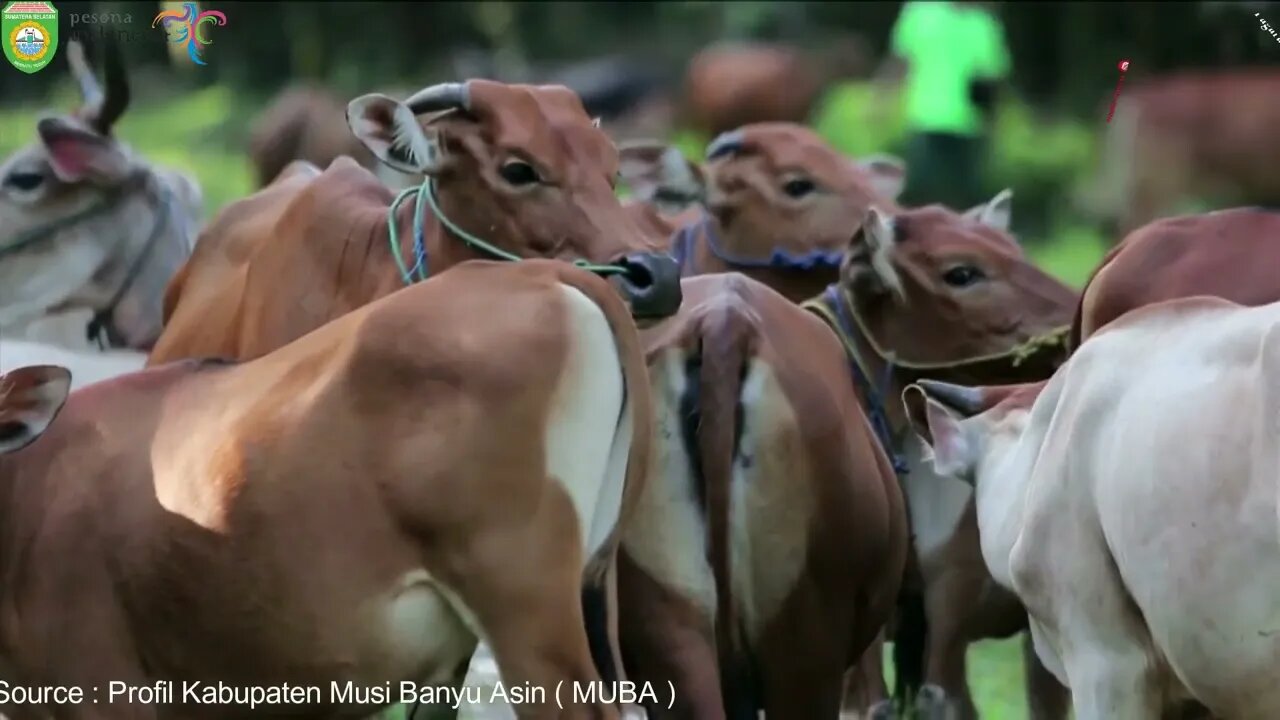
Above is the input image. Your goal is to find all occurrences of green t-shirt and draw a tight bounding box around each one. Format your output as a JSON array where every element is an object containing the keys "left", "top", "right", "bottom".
[{"left": 891, "top": 1, "right": 1011, "bottom": 136}]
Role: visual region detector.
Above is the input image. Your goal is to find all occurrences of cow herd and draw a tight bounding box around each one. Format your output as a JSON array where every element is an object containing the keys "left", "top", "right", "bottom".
[{"left": 1, "top": 40, "right": 1278, "bottom": 720}]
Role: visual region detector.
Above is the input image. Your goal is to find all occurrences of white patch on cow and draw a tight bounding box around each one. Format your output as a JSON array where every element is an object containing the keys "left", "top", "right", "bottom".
[
  {"left": 622, "top": 348, "right": 716, "bottom": 617},
  {"left": 732, "top": 359, "right": 812, "bottom": 642},
  {"left": 544, "top": 283, "right": 630, "bottom": 561},
  {"left": 901, "top": 435, "right": 973, "bottom": 561},
  {"left": 0, "top": 337, "right": 145, "bottom": 391}
]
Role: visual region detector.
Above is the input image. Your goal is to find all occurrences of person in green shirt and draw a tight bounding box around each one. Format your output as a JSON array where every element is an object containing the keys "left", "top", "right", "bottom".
[{"left": 876, "top": 1, "right": 1011, "bottom": 210}]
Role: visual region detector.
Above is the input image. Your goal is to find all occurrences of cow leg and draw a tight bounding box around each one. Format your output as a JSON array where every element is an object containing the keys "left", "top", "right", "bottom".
[
  {"left": 917, "top": 567, "right": 978, "bottom": 720},
  {"left": 449, "top": 501, "right": 619, "bottom": 720},
  {"left": 1022, "top": 631, "right": 1070, "bottom": 720},
  {"left": 840, "top": 631, "right": 891, "bottom": 719},
  {"left": 616, "top": 550, "right": 725, "bottom": 719},
  {"left": 756, "top": 586, "right": 847, "bottom": 720}
]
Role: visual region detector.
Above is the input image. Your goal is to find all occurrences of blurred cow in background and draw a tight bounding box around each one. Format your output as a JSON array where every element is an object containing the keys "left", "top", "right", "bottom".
[
  {"left": 1084, "top": 69, "right": 1280, "bottom": 239},
  {"left": 248, "top": 84, "right": 422, "bottom": 190}
]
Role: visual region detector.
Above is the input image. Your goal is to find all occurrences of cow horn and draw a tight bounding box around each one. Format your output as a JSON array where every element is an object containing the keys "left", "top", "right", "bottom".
[
  {"left": 405, "top": 81, "right": 471, "bottom": 115},
  {"left": 916, "top": 380, "right": 985, "bottom": 415},
  {"left": 66, "top": 40, "right": 103, "bottom": 118},
  {"left": 94, "top": 33, "right": 131, "bottom": 135},
  {"left": 705, "top": 129, "right": 744, "bottom": 160}
]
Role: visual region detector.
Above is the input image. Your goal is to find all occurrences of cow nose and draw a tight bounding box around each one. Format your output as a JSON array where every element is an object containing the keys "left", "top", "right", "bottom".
[{"left": 610, "top": 252, "right": 682, "bottom": 319}]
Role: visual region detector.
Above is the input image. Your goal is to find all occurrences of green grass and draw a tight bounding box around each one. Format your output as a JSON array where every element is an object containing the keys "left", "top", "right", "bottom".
[{"left": 1, "top": 85, "right": 1107, "bottom": 720}]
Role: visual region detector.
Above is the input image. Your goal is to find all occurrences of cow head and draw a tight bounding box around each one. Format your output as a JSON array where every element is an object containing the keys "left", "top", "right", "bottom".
[
  {"left": 0, "top": 365, "right": 72, "bottom": 455},
  {"left": 840, "top": 192, "right": 1079, "bottom": 364},
  {"left": 345, "top": 79, "right": 682, "bottom": 320},
  {"left": 617, "top": 123, "right": 907, "bottom": 261},
  {"left": 0, "top": 39, "right": 204, "bottom": 350}
]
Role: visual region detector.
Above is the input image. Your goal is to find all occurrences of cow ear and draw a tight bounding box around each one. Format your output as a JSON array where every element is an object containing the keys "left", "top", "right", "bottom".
[
  {"left": 963, "top": 188, "right": 1014, "bottom": 233},
  {"left": 0, "top": 365, "right": 72, "bottom": 455},
  {"left": 347, "top": 94, "right": 448, "bottom": 176},
  {"left": 846, "top": 206, "right": 905, "bottom": 299},
  {"left": 36, "top": 117, "right": 130, "bottom": 184},
  {"left": 855, "top": 153, "right": 907, "bottom": 201},
  {"left": 617, "top": 140, "right": 706, "bottom": 212},
  {"left": 902, "top": 384, "right": 975, "bottom": 481}
]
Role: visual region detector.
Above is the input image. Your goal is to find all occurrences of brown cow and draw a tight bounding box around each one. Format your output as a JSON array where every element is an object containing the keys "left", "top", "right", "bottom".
[
  {"left": 681, "top": 39, "right": 872, "bottom": 140},
  {"left": 617, "top": 124, "right": 907, "bottom": 303},
  {"left": 616, "top": 272, "right": 908, "bottom": 718},
  {"left": 247, "top": 84, "right": 422, "bottom": 190},
  {"left": 1073, "top": 207, "right": 1280, "bottom": 348},
  {"left": 150, "top": 79, "right": 683, "bottom": 366},
  {"left": 620, "top": 126, "right": 1080, "bottom": 718},
  {"left": 0, "top": 38, "right": 203, "bottom": 351},
  {"left": 0, "top": 259, "right": 653, "bottom": 720},
  {"left": 1086, "top": 71, "right": 1280, "bottom": 238}
]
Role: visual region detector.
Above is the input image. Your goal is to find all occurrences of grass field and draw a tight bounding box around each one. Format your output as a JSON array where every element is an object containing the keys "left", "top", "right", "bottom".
[{"left": 1, "top": 83, "right": 1109, "bottom": 720}]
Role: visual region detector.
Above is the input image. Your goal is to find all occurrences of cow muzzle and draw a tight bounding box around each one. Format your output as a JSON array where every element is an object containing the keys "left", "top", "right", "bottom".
[{"left": 610, "top": 252, "right": 682, "bottom": 319}]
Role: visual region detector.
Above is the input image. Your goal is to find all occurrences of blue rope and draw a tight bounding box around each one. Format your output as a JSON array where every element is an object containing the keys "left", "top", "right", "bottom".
[
  {"left": 823, "top": 285, "right": 909, "bottom": 476},
  {"left": 667, "top": 214, "right": 845, "bottom": 273}
]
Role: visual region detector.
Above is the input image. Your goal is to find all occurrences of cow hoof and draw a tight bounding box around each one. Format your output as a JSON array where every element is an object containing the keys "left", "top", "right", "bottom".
[
  {"left": 913, "top": 684, "right": 952, "bottom": 719},
  {"left": 867, "top": 699, "right": 897, "bottom": 720}
]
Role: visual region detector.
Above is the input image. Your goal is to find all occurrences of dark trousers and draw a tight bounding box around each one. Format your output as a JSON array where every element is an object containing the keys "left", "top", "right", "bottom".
[{"left": 901, "top": 131, "right": 987, "bottom": 211}]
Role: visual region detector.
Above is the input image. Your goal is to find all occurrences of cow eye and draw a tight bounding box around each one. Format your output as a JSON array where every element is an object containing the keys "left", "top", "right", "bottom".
[
  {"left": 499, "top": 160, "right": 541, "bottom": 187},
  {"left": 782, "top": 177, "right": 815, "bottom": 198},
  {"left": 942, "top": 265, "right": 986, "bottom": 287},
  {"left": 4, "top": 171, "right": 44, "bottom": 192}
]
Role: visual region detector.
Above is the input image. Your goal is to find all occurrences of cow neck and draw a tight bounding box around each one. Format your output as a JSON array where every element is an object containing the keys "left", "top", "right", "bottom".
[
  {"left": 384, "top": 178, "right": 629, "bottom": 287},
  {"left": 669, "top": 213, "right": 845, "bottom": 274},
  {"left": 801, "top": 285, "right": 908, "bottom": 476}
]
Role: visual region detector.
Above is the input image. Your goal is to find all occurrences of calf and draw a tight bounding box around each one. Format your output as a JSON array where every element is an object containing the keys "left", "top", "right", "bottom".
[
  {"left": 0, "top": 259, "right": 652, "bottom": 720},
  {"left": 905, "top": 294, "right": 1280, "bottom": 718},
  {"left": 618, "top": 123, "right": 906, "bottom": 302},
  {"left": 619, "top": 273, "right": 908, "bottom": 718},
  {"left": 0, "top": 39, "right": 203, "bottom": 351},
  {"left": 151, "top": 78, "right": 682, "bottom": 365}
]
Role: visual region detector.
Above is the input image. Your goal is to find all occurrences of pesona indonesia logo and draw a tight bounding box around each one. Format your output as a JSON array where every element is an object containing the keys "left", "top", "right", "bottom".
[
  {"left": 2, "top": 0, "right": 58, "bottom": 74},
  {"left": 152, "top": 1, "right": 226, "bottom": 66}
]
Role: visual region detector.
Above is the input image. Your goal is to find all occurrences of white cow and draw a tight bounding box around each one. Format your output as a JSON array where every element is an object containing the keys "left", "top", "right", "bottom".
[{"left": 903, "top": 295, "right": 1280, "bottom": 720}]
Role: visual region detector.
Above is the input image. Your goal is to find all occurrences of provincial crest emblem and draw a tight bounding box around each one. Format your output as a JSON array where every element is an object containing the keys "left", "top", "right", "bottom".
[{"left": 3, "top": 0, "right": 58, "bottom": 74}]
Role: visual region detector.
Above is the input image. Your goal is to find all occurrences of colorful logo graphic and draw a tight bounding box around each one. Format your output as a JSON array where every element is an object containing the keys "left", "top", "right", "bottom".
[
  {"left": 3, "top": 1, "right": 58, "bottom": 74},
  {"left": 152, "top": 2, "right": 226, "bottom": 66}
]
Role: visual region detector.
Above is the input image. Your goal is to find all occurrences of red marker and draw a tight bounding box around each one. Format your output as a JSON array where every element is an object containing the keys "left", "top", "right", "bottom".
[{"left": 1107, "top": 59, "right": 1130, "bottom": 123}]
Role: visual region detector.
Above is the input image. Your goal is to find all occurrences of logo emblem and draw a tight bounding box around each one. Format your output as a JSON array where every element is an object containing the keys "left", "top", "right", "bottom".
[
  {"left": 3, "top": 1, "right": 58, "bottom": 74},
  {"left": 152, "top": 2, "right": 226, "bottom": 66}
]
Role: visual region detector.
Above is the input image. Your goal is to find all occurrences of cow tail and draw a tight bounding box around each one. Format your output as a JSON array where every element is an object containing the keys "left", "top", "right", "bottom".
[{"left": 695, "top": 292, "right": 757, "bottom": 719}]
